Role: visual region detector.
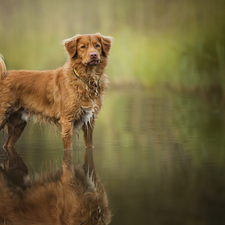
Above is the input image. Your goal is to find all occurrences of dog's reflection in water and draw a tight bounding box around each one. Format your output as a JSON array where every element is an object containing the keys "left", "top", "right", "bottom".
[{"left": 0, "top": 147, "right": 112, "bottom": 225}]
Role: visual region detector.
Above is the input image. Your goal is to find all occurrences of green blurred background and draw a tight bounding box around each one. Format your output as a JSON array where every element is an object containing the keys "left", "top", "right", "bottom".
[{"left": 0, "top": 0, "right": 225, "bottom": 94}]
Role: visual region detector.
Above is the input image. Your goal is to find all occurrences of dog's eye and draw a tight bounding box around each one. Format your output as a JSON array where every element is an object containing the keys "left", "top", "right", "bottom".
[
  {"left": 95, "top": 44, "right": 100, "bottom": 48},
  {"left": 81, "top": 45, "right": 85, "bottom": 49}
]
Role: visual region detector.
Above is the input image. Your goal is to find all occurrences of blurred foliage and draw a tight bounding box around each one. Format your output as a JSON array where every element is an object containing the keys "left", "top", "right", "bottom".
[{"left": 0, "top": 0, "right": 225, "bottom": 94}]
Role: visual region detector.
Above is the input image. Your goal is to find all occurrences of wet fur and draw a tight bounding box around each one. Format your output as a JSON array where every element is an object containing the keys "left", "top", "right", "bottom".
[
  {"left": 0, "top": 147, "right": 112, "bottom": 225},
  {"left": 0, "top": 34, "right": 112, "bottom": 149}
]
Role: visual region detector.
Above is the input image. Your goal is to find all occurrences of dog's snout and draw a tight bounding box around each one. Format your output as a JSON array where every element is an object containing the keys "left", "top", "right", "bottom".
[{"left": 90, "top": 52, "right": 97, "bottom": 59}]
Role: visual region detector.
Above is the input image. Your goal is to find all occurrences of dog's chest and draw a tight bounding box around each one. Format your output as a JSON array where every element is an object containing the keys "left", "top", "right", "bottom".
[{"left": 74, "top": 107, "right": 94, "bottom": 134}]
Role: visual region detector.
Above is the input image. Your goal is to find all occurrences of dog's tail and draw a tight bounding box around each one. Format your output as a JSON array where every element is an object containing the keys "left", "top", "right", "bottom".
[{"left": 0, "top": 54, "right": 7, "bottom": 79}]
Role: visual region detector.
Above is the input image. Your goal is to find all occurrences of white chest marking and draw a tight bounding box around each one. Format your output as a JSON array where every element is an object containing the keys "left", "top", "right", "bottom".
[{"left": 74, "top": 108, "right": 94, "bottom": 134}]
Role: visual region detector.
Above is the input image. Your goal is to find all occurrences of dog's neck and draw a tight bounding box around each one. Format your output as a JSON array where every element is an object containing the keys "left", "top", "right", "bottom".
[
  {"left": 73, "top": 64, "right": 100, "bottom": 85},
  {"left": 76, "top": 64, "right": 96, "bottom": 77},
  {"left": 73, "top": 68, "right": 100, "bottom": 96},
  {"left": 71, "top": 57, "right": 107, "bottom": 81}
]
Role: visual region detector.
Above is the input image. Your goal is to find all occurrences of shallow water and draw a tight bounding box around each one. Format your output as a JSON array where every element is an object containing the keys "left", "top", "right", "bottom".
[{"left": 1, "top": 89, "right": 225, "bottom": 225}]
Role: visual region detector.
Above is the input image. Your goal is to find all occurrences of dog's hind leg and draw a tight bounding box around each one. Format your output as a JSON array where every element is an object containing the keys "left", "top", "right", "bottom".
[
  {"left": 0, "top": 106, "right": 15, "bottom": 131},
  {"left": 3, "top": 108, "right": 29, "bottom": 148},
  {"left": 0, "top": 114, "right": 11, "bottom": 131}
]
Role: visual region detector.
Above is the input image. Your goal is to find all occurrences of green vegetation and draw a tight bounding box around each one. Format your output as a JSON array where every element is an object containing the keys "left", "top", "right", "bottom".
[{"left": 0, "top": 0, "right": 224, "bottom": 95}]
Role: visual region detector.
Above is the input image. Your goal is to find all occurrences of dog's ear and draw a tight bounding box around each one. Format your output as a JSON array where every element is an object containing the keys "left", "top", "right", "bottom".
[
  {"left": 95, "top": 33, "right": 113, "bottom": 57},
  {"left": 63, "top": 34, "right": 82, "bottom": 58}
]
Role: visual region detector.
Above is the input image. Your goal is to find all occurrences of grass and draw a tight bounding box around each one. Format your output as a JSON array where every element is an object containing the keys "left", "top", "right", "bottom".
[
  {"left": 0, "top": 0, "right": 224, "bottom": 96},
  {"left": 108, "top": 29, "right": 225, "bottom": 95},
  {"left": 108, "top": 30, "right": 180, "bottom": 87}
]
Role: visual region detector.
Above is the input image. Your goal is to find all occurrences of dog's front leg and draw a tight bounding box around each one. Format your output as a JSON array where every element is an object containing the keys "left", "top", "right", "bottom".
[
  {"left": 82, "top": 122, "right": 94, "bottom": 148},
  {"left": 60, "top": 118, "right": 73, "bottom": 150}
]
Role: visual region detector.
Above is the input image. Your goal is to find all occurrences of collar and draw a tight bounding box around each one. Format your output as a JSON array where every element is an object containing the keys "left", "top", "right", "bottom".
[
  {"left": 80, "top": 206, "right": 106, "bottom": 225},
  {"left": 73, "top": 69, "right": 100, "bottom": 96}
]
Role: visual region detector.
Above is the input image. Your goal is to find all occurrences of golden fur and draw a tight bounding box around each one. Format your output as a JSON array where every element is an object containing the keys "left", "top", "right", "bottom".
[
  {"left": 0, "top": 33, "right": 112, "bottom": 149},
  {"left": 0, "top": 147, "right": 112, "bottom": 225}
]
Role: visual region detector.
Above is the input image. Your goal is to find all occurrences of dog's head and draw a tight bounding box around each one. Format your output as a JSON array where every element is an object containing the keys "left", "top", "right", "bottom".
[{"left": 64, "top": 33, "right": 112, "bottom": 67}]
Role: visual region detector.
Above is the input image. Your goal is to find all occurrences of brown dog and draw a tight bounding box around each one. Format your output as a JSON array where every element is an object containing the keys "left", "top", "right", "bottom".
[
  {"left": 0, "top": 33, "right": 112, "bottom": 149},
  {"left": 0, "top": 147, "right": 112, "bottom": 225}
]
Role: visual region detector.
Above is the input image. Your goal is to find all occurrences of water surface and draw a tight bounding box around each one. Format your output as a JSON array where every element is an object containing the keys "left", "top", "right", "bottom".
[{"left": 1, "top": 90, "right": 225, "bottom": 225}]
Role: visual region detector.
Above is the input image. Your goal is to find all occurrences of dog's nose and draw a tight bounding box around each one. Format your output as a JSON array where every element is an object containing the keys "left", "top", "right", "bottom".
[{"left": 90, "top": 52, "right": 97, "bottom": 59}]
